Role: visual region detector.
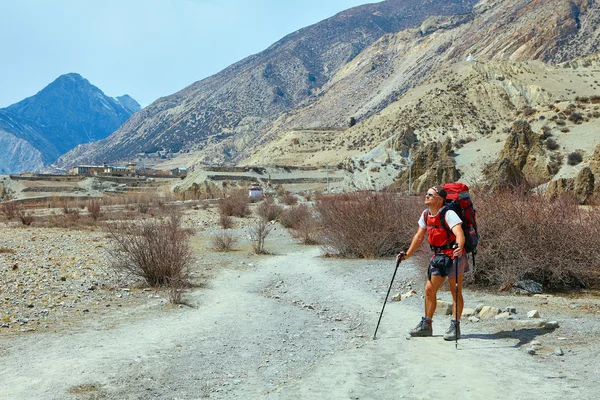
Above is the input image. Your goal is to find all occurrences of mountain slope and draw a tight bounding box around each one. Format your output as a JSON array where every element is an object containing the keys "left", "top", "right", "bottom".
[
  {"left": 0, "top": 73, "right": 139, "bottom": 173},
  {"left": 56, "top": 0, "right": 480, "bottom": 167},
  {"left": 57, "top": 0, "right": 600, "bottom": 172}
]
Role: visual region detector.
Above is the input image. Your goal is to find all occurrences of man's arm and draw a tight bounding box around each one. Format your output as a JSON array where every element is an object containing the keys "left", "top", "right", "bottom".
[
  {"left": 397, "top": 226, "right": 426, "bottom": 262},
  {"left": 451, "top": 223, "right": 465, "bottom": 258}
]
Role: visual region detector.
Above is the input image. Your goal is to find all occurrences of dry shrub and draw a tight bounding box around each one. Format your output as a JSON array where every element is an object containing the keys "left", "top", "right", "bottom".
[
  {"left": 316, "top": 192, "right": 422, "bottom": 258},
  {"left": 16, "top": 209, "right": 34, "bottom": 226},
  {"left": 257, "top": 201, "right": 283, "bottom": 222},
  {"left": 87, "top": 199, "right": 102, "bottom": 221},
  {"left": 472, "top": 190, "right": 600, "bottom": 290},
  {"left": 210, "top": 231, "right": 238, "bottom": 251},
  {"left": 567, "top": 152, "right": 583, "bottom": 165},
  {"left": 248, "top": 219, "right": 272, "bottom": 254},
  {"left": 219, "top": 189, "right": 250, "bottom": 217},
  {"left": 107, "top": 211, "right": 192, "bottom": 287},
  {"left": 280, "top": 192, "right": 298, "bottom": 205},
  {"left": 1, "top": 201, "right": 18, "bottom": 220},
  {"left": 291, "top": 214, "right": 321, "bottom": 245},
  {"left": 279, "top": 204, "right": 311, "bottom": 229},
  {"left": 219, "top": 214, "right": 234, "bottom": 229}
]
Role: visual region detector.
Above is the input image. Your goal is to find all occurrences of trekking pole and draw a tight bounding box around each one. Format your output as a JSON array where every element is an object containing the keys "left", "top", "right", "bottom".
[
  {"left": 373, "top": 256, "right": 403, "bottom": 340},
  {"left": 454, "top": 256, "right": 459, "bottom": 350}
]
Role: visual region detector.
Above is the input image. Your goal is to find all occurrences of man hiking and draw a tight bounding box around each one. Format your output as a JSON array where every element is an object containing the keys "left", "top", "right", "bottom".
[{"left": 397, "top": 185, "right": 469, "bottom": 341}]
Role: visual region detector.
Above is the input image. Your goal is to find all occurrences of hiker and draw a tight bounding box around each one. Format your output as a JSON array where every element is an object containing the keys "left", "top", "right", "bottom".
[{"left": 397, "top": 185, "right": 469, "bottom": 341}]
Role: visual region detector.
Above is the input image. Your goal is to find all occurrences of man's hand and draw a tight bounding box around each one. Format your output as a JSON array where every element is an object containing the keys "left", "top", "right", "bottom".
[
  {"left": 396, "top": 251, "right": 408, "bottom": 262},
  {"left": 452, "top": 244, "right": 463, "bottom": 258}
]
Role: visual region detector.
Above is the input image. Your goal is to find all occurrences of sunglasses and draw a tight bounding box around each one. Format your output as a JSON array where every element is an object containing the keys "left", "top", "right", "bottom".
[{"left": 425, "top": 193, "right": 439, "bottom": 198}]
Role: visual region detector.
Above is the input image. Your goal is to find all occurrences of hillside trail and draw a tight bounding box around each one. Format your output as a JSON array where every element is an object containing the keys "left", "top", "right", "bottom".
[{"left": 0, "top": 240, "right": 589, "bottom": 400}]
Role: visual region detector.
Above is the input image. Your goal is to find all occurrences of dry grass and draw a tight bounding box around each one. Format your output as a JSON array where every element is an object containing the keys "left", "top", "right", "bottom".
[
  {"left": 0, "top": 246, "right": 16, "bottom": 254},
  {"left": 472, "top": 189, "right": 600, "bottom": 290},
  {"left": 316, "top": 191, "right": 422, "bottom": 258},
  {"left": 219, "top": 214, "right": 234, "bottom": 229}
]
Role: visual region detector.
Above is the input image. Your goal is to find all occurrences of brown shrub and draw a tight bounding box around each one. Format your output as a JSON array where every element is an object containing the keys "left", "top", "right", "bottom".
[
  {"left": 219, "top": 189, "right": 250, "bottom": 217},
  {"left": 16, "top": 209, "right": 34, "bottom": 226},
  {"left": 471, "top": 190, "right": 600, "bottom": 290},
  {"left": 256, "top": 201, "right": 283, "bottom": 222},
  {"left": 107, "top": 211, "right": 192, "bottom": 287},
  {"left": 210, "top": 231, "right": 238, "bottom": 252},
  {"left": 87, "top": 199, "right": 102, "bottom": 221},
  {"left": 219, "top": 214, "right": 234, "bottom": 229},
  {"left": 291, "top": 214, "right": 321, "bottom": 245},
  {"left": 316, "top": 192, "right": 422, "bottom": 258},
  {"left": 280, "top": 192, "right": 298, "bottom": 205},
  {"left": 248, "top": 219, "right": 272, "bottom": 254},
  {"left": 279, "top": 204, "right": 312, "bottom": 229},
  {"left": 1, "top": 201, "right": 18, "bottom": 220}
]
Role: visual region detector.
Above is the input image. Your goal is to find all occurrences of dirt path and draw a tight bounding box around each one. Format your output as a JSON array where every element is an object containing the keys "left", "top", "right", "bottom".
[{"left": 0, "top": 236, "right": 594, "bottom": 399}]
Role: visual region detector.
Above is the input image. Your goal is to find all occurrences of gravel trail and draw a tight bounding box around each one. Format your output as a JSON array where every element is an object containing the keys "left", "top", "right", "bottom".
[{"left": 1, "top": 233, "right": 597, "bottom": 399}]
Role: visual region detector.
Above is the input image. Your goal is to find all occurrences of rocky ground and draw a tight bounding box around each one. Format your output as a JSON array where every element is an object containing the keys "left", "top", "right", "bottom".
[{"left": 1, "top": 203, "right": 599, "bottom": 399}]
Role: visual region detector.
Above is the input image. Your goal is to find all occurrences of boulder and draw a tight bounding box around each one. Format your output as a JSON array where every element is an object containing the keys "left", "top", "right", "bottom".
[
  {"left": 574, "top": 166, "right": 595, "bottom": 204},
  {"left": 513, "top": 280, "right": 543, "bottom": 294},
  {"left": 436, "top": 300, "right": 453, "bottom": 315},
  {"left": 478, "top": 306, "right": 501, "bottom": 319}
]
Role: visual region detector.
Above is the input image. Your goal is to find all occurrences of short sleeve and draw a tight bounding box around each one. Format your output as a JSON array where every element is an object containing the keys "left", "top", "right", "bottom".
[
  {"left": 418, "top": 210, "right": 426, "bottom": 229},
  {"left": 444, "top": 210, "right": 462, "bottom": 230}
]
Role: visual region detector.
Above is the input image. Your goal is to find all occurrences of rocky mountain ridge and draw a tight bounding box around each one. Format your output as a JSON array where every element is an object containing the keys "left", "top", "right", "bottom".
[
  {"left": 0, "top": 73, "right": 139, "bottom": 174},
  {"left": 57, "top": 0, "right": 600, "bottom": 195}
]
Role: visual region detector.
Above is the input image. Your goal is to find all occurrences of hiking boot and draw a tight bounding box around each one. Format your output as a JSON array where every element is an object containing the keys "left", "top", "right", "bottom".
[
  {"left": 409, "top": 317, "right": 433, "bottom": 337},
  {"left": 443, "top": 320, "right": 461, "bottom": 341}
]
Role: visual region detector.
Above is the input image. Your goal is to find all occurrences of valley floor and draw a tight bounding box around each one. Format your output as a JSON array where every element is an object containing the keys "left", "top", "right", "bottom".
[{"left": 1, "top": 210, "right": 599, "bottom": 399}]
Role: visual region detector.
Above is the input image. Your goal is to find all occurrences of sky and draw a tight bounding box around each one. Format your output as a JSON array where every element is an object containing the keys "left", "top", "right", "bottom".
[{"left": 0, "top": 0, "right": 377, "bottom": 108}]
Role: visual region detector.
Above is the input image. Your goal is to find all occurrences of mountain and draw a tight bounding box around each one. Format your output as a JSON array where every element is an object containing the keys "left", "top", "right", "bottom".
[
  {"left": 56, "top": 0, "right": 479, "bottom": 166},
  {"left": 57, "top": 0, "right": 600, "bottom": 187},
  {"left": 0, "top": 73, "right": 140, "bottom": 173}
]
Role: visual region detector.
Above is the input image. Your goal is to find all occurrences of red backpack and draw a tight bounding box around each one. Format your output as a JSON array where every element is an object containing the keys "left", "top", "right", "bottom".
[{"left": 440, "top": 182, "right": 479, "bottom": 264}]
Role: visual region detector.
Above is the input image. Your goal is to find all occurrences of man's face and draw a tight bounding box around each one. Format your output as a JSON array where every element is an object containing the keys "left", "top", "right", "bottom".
[{"left": 424, "top": 188, "right": 443, "bottom": 206}]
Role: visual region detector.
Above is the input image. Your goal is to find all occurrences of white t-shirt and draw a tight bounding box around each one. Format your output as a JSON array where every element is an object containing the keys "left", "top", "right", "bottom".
[{"left": 418, "top": 208, "right": 462, "bottom": 230}]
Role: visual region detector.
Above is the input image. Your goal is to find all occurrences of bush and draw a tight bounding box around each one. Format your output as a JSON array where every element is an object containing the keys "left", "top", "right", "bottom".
[
  {"left": 291, "top": 213, "right": 321, "bottom": 245},
  {"left": 545, "top": 138, "right": 560, "bottom": 151},
  {"left": 472, "top": 190, "right": 600, "bottom": 290},
  {"left": 316, "top": 192, "right": 422, "bottom": 258},
  {"left": 568, "top": 112, "right": 584, "bottom": 124},
  {"left": 108, "top": 211, "right": 193, "bottom": 287},
  {"left": 219, "top": 189, "right": 250, "bottom": 217},
  {"left": 256, "top": 201, "right": 283, "bottom": 222},
  {"left": 1, "top": 201, "right": 18, "bottom": 220},
  {"left": 219, "top": 214, "right": 234, "bottom": 229},
  {"left": 248, "top": 219, "right": 272, "bottom": 254},
  {"left": 567, "top": 152, "right": 583, "bottom": 166},
  {"left": 17, "top": 209, "right": 34, "bottom": 226},
  {"left": 280, "top": 192, "right": 298, "bottom": 205},
  {"left": 210, "top": 231, "right": 237, "bottom": 252},
  {"left": 87, "top": 199, "right": 101, "bottom": 221},
  {"left": 279, "top": 204, "right": 312, "bottom": 229}
]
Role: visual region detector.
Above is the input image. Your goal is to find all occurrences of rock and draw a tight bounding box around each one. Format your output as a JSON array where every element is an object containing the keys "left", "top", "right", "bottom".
[
  {"left": 504, "top": 306, "right": 518, "bottom": 314},
  {"left": 495, "top": 312, "right": 511, "bottom": 320},
  {"left": 512, "top": 319, "right": 548, "bottom": 328},
  {"left": 514, "top": 280, "right": 543, "bottom": 294},
  {"left": 475, "top": 304, "right": 485, "bottom": 313},
  {"left": 554, "top": 348, "right": 564, "bottom": 356},
  {"left": 401, "top": 289, "right": 417, "bottom": 300},
  {"left": 461, "top": 308, "right": 476, "bottom": 317},
  {"left": 527, "top": 347, "right": 537, "bottom": 355},
  {"left": 468, "top": 316, "right": 480, "bottom": 323},
  {"left": 391, "top": 293, "right": 402, "bottom": 302},
  {"left": 545, "top": 321, "right": 560, "bottom": 329},
  {"left": 478, "top": 306, "right": 500, "bottom": 319},
  {"left": 436, "top": 300, "right": 453, "bottom": 315},
  {"left": 527, "top": 310, "right": 541, "bottom": 318},
  {"left": 574, "top": 166, "right": 595, "bottom": 205}
]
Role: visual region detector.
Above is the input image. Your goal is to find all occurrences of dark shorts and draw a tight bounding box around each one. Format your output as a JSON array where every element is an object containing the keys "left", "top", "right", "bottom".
[{"left": 429, "top": 254, "right": 470, "bottom": 277}]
